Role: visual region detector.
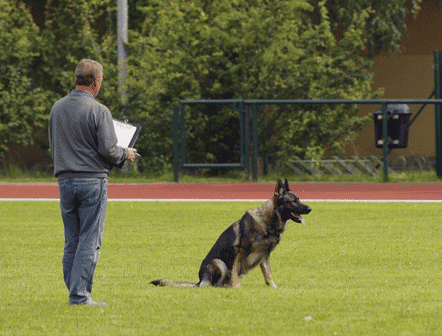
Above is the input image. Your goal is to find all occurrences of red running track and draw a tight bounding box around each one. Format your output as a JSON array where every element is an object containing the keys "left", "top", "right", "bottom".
[{"left": 0, "top": 182, "right": 441, "bottom": 200}]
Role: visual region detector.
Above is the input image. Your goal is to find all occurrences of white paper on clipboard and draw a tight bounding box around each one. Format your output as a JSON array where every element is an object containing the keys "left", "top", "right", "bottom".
[{"left": 112, "top": 119, "right": 140, "bottom": 148}]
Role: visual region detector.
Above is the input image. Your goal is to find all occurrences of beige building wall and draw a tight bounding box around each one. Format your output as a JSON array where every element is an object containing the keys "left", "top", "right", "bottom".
[{"left": 345, "top": 0, "right": 442, "bottom": 160}]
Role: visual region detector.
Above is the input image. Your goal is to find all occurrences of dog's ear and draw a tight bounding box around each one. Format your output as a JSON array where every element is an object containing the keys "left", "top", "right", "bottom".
[
  {"left": 284, "top": 178, "right": 290, "bottom": 191},
  {"left": 275, "top": 179, "right": 285, "bottom": 198}
]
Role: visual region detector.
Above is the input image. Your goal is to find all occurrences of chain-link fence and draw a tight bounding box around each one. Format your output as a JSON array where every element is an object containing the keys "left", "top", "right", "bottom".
[{"left": 287, "top": 156, "right": 435, "bottom": 177}]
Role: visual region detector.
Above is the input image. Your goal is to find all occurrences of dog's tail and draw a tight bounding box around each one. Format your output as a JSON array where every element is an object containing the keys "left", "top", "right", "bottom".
[{"left": 150, "top": 279, "right": 197, "bottom": 287}]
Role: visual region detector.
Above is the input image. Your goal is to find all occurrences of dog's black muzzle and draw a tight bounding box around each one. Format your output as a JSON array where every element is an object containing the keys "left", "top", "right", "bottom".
[{"left": 288, "top": 204, "right": 311, "bottom": 225}]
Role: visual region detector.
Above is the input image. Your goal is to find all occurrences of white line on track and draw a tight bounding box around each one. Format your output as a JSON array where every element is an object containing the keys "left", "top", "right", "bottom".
[{"left": 0, "top": 198, "right": 442, "bottom": 203}]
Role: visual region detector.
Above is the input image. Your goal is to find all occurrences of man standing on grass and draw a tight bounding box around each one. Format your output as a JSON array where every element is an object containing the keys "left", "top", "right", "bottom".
[{"left": 48, "top": 59, "right": 138, "bottom": 306}]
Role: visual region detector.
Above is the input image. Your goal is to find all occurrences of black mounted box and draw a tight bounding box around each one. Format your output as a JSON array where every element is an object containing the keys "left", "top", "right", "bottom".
[{"left": 374, "top": 104, "right": 411, "bottom": 149}]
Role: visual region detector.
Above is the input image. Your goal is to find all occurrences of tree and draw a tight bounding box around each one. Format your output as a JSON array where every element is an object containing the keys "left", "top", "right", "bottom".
[
  {"left": 3, "top": 0, "right": 424, "bottom": 174},
  {"left": 29, "top": 0, "right": 126, "bottom": 151},
  {"left": 125, "top": 0, "right": 383, "bottom": 173},
  {"left": 308, "top": 0, "right": 422, "bottom": 57},
  {"left": 35, "top": 0, "right": 119, "bottom": 104},
  {"left": 0, "top": 2, "right": 50, "bottom": 168}
]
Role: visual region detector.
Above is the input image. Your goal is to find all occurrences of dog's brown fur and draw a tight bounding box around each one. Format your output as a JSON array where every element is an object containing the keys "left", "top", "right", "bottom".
[{"left": 150, "top": 179, "right": 311, "bottom": 288}]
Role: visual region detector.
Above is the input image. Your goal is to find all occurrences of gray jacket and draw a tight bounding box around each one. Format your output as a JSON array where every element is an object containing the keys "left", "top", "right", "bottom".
[{"left": 49, "top": 90, "right": 127, "bottom": 178}]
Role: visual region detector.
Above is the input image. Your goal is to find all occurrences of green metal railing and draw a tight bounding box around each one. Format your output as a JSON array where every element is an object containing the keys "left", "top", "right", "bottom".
[
  {"left": 173, "top": 98, "right": 442, "bottom": 182},
  {"left": 173, "top": 100, "right": 249, "bottom": 179},
  {"left": 173, "top": 51, "right": 442, "bottom": 182},
  {"left": 247, "top": 99, "right": 442, "bottom": 182}
]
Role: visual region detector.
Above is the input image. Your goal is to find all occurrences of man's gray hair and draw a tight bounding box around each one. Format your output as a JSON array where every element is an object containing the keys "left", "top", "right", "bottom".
[{"left": 75, "top": 59, "right": 103, "bottom": 86}]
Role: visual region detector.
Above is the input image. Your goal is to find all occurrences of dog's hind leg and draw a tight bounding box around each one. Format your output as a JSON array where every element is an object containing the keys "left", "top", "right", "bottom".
[{"left": 198, "top": 259, "right": 229, "bottom": 288}]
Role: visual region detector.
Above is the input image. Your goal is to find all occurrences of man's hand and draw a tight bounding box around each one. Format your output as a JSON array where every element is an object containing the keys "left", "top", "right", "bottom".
[{"left": 127, "top": 148, "right": 138, "bottom": 163}]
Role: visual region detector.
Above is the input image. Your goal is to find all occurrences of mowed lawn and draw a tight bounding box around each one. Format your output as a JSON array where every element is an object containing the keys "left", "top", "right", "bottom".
[{"left": 1, "top": 201, "right": 442, "bottom": 335}]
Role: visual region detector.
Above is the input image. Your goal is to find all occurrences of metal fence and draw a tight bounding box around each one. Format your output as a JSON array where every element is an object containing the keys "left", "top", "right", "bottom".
[
  {"left": 287, "top": 155, "right": 434, "bottom": 177},
  {"left": 174, "top": 99, "right": 442, "bottom": 182}
]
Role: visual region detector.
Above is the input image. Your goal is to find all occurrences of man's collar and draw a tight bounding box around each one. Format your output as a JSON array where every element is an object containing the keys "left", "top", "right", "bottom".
[{"left": 71, "top": 89, "right": 95, "bottom": 98}]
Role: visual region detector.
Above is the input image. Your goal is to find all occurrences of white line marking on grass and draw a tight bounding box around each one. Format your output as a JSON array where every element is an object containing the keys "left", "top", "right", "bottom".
[{"left": 1, "top": 198, "right": 442, "bottom": 203}]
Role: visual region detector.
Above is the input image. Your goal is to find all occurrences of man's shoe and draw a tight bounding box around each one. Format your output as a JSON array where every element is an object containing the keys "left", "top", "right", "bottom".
[{"left": 70, "top": 298, "right": 107, "bottom": 306}]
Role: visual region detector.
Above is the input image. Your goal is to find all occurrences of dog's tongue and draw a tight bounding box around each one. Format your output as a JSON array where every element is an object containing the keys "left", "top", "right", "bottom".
[{"left": 300, "top": 215, "right": 305, "bottom": 225}]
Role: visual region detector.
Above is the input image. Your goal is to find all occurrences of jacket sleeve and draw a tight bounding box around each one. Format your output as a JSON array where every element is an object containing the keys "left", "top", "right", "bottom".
[{"left": 95, "top": 106, "right": 128, "bottom": 168}]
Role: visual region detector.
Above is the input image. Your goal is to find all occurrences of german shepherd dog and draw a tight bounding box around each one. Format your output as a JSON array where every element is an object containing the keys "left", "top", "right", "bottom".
[{"left": 150, "top": 179, "right": 311, "bottom": 288}]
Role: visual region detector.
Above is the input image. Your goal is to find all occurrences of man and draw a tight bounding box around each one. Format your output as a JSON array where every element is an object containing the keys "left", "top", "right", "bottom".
[{"left": 48, "top": 59, "right": 137, "bottom": 306}]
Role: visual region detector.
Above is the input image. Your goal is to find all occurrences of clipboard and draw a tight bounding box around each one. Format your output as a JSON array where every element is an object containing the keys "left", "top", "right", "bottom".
[{"left": 112, "top": 118, "right": 142, "bottom": 148}]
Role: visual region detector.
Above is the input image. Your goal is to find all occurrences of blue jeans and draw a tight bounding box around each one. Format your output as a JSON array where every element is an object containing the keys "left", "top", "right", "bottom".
[{"left": 58, "top": 177, "right": 108, "bottom": 304}]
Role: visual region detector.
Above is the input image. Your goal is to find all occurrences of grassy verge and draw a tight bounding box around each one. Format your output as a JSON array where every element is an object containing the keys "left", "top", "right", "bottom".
[{"left": 1, "top": 201, "right": 442, "bottom": 335}]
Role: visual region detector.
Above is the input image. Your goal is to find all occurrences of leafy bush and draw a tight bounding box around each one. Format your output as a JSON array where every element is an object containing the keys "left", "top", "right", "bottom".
[
  {"left": 0, "top": 2, "right": 51, "bottom": 167},
  {"left": 126, "top": 0, "right": 383, "bottom": 173}
]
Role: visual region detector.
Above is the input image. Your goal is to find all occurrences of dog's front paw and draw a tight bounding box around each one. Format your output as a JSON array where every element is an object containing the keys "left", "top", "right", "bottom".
[
  {"left": 266, "top": 281, "right": 277, "bottom": 288},
  {"left": 232, "top": 281, "right": 241, "bottom": 288}
]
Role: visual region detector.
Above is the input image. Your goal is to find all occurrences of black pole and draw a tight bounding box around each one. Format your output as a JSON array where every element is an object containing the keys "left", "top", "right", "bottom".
[
  {"left": 435, "top": 52, "right": 442, "bottom": 178},
  {"left": 173, "top": 104, "right": 179, "bottom": 182},
  {"left": 381, "top": 102, "right": 389, "bottom": 182}
]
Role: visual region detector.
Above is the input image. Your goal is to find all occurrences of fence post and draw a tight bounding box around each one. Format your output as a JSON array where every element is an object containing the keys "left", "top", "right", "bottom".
[
  {"left": 173, "top": 104, "right": 179, "bottom": 182},
  {"left": 252, "top": 103, "right": 258, "bottom": 181},
  {"left": 381, "top": 102, "right": 389, "bottom": 182},
  {"left": 263, "top": 105, "right": 268, "bottom": 176},
  {"left": 435, "top": 52, "right": 442, "bottom": 178},
  {"left": 180, "top": 103, "right": 186, "bottom": 167},
  {"left": 244, "top": 104, "right": 250, "bottom": 180},
  {"left": 240, "top": 101, "right": 251, "bottom": 180}
]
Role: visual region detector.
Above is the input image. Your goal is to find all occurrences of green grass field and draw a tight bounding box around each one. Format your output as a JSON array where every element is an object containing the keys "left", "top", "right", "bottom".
[{"left": 1, "top": 201, "right": 442, "bottom": 335}]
